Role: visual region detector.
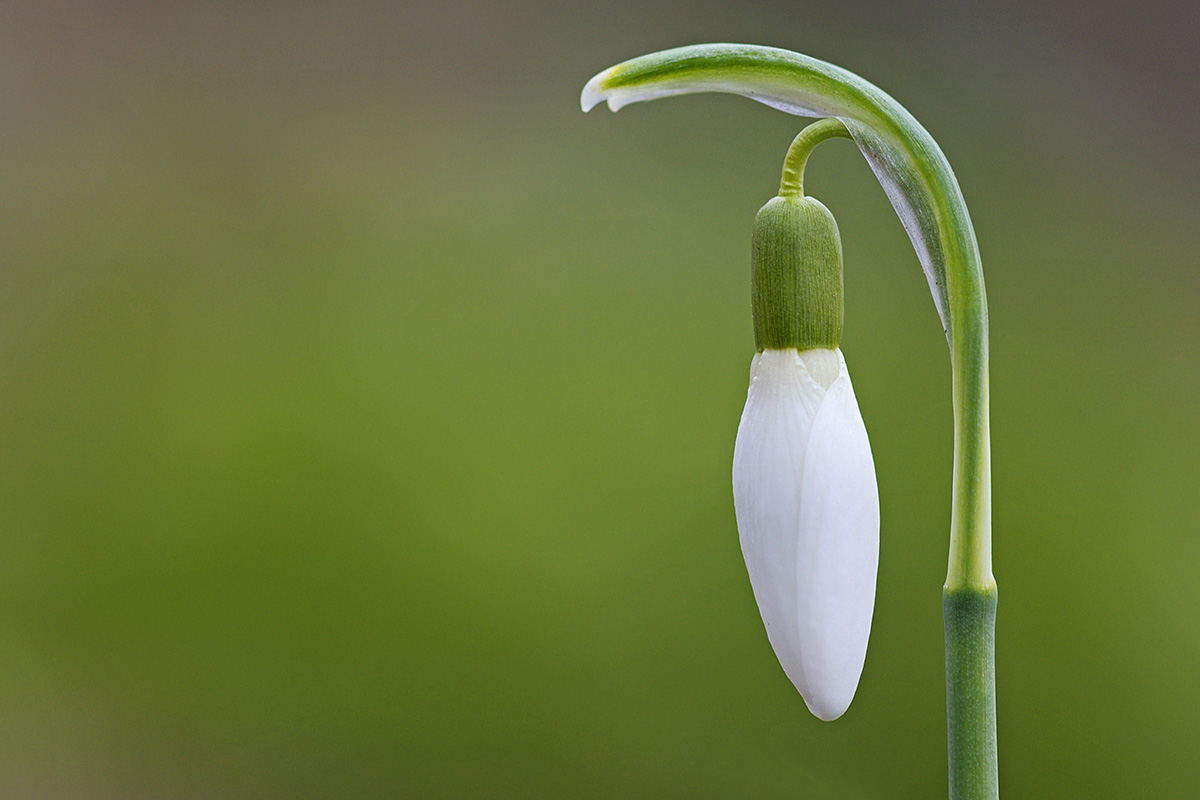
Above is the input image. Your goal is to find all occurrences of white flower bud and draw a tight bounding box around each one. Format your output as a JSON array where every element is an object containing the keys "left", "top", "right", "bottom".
[{"left": 732, "top": 347, "right": 879, "bottom": 721}]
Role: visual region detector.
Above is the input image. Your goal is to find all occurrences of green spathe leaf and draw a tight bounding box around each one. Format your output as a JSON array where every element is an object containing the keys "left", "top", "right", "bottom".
[{"left": 582, "top": 43, "right": 982, "bottom": 352}]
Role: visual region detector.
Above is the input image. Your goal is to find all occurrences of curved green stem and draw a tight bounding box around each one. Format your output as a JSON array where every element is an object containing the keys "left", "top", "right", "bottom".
[
  {"left": 779, "top": 118, "right": 852, "bottom": 198},
  {"left": 583, "top": 44, "right": 996, "bottom": 799}
]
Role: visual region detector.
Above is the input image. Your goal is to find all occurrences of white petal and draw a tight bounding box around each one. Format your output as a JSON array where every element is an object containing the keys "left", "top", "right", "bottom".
[
  {"left": 732, "top": 348, "right": 879, "bottom": 721},
  {"left": 793, "top": 357, "right": 879, "bottom": 719}
]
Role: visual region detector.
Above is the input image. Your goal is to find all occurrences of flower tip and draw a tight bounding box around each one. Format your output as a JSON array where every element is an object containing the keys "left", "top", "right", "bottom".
[{"left": 805, "top": 691, "right": 852, "bottom": 722}]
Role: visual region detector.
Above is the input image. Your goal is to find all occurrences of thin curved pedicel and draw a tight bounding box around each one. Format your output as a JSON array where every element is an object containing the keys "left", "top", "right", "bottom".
[{"left": 581, "top": 43, "right": 991, "bottom": 591}]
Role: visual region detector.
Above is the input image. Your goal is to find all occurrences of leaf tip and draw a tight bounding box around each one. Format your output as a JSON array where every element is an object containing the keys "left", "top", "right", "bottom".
[{"left": 580, "top": 68, "right": 613, "bottom": 112}]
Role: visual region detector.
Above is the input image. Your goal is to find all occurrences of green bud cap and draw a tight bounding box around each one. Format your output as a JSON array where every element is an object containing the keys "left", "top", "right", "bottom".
[{"left": 751, "top": 194, "right": 844, "bottom": 351}]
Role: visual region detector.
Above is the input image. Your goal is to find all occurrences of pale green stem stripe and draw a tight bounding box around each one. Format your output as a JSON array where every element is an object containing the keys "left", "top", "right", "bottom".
[{"left": 582, "top": 44, "right": 996, "bottom": 799}]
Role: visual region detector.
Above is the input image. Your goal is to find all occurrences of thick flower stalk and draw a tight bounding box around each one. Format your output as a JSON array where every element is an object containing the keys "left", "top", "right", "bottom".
[{"left": 581, "top": 44, "right": 996, "bottom": 800}]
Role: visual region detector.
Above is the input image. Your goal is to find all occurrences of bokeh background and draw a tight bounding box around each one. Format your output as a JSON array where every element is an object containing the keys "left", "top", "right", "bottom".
[{"left": 2, "top": 1, "right": 1198, "bottom": 797}]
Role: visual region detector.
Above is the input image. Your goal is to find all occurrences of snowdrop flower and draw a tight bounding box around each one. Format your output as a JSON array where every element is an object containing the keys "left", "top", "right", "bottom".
[
  {"left": 734, "top": 347, "right": 878, "bottom": 720},
  {"left": 733, "top": 154, "right": 879, "bottom": 721},
  {"left": 582, "top": 44, "right": 995, "bottom": 791}
]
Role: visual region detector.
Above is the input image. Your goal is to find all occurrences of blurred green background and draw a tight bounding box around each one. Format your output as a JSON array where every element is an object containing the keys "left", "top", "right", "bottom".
[{"left": 2, "top": 1, "right": 1198, "bottom": 797}]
